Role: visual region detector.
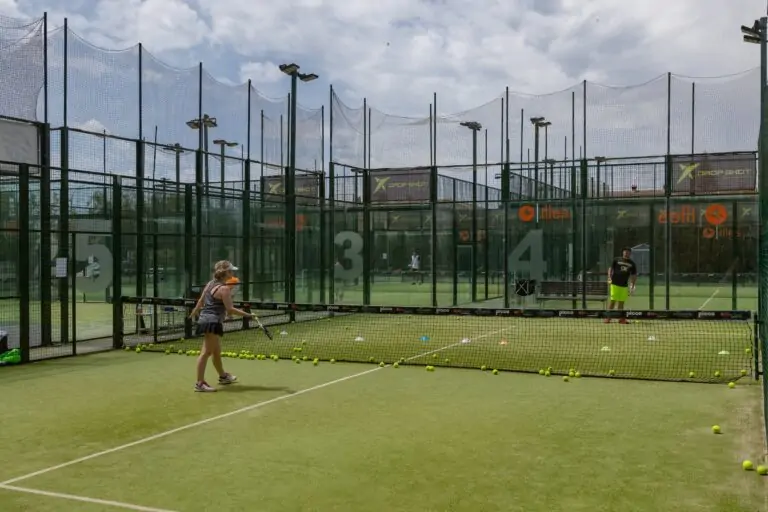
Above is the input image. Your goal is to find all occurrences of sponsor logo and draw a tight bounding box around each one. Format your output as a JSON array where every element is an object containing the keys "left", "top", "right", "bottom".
[
  {"left": 495, "top": 309, "right": 511, "bottom": 316},
  {"left": 626, "top": 311, "right": 642, "bottom": 317},
  {"left": 435, "top": 308, "right": 450, "bottom": 314},
  {"left": 698, "top": 312, "right": 715, "bottom": 318},
  {"left": 558, "top": 311, "right": 574, "bottom": 317}
]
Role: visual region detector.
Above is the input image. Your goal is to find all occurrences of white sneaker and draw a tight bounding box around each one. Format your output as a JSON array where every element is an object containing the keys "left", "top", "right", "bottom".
[
  {"left": 194, "top": 381, "right": 216, "bottom": 392},
  {"left": 218, "top": 373, "right": 238, "bottom": 385}
]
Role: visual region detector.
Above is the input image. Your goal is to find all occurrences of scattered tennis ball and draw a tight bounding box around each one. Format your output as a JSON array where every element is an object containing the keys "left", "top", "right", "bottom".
[
  {"left": 295, "top": 358, "right": 301, "bottom": 364},
  {"left": 544, "top": 370, "right": 551, "bottom": 377},
  {"left": 741, "top": 369, "right": 748, "bottom": 376},
  {"left": 574, "top": 372, "right": 581, "bottom": 378},
  {"left": 728, "top": 382, "right": 736, "bottom": 389},
  {"left": 302, "top": 356, "right": 308, "bottom": 361},
  {"left": 379, "top": 362, "right": 385, "bottom": 367},
  {"left": 714, "top": 371, "right": 722, "bottom": 378},
  {"left": 492, "top": 369, "right": 499, "bottom": 375},
  {"left": 712, "top": 425, "right": 721, "bottom": 434},
  {"left": 563, "top": 376, "right": 569, "bottom": 382},
  {"left": 481, "top": 365, "right": 487, "bottom": 371},
  {"left": 608, "top": 369, "right": 616, "bottom": 376},
  {"left": 569, "top": 368, "right": 575, "bottom": 374},
  {"left": 688, "top": 371, "right": 695, "bottom": 378},
  {"left": 399, "top": 357, "right": 406, "bottom": 363},
  {"left": 124, "top": 345, "right": 130, "bottom": 351},
  {"left": 313, "top": 359, "right": 319, "bottom": 366},
  {"left": 368, "top": 357, "right": 375, "bottom": 363},
  {"left": 758, "top": 465, "right": 768, "bottom": 476},
  {"left": 164, "top": 349, "right": 171, "bottom": 355},
  {"left": 745, "top": 347, "right": 752, "bottom": 354},
  {"left": 177, "top": 349, "right": 183, "bottom": 355},
  {"left": 444, "top": 358, "right": 450, "bottom": 364},
  {"left": 568, "top": 371, "right": 575, "bottom": 378},
  {"left": 135, "top": 347, "right": 141, "bottom": 353},
  {"left": 393, "top": 362, "right": 399, "bottom": 368},
  {"left": 330, "top": 358, "right": 336, "bottom": 364},
  {"left": 432, "top": 354, "right": 437, "bottom": 359},
  {"left": 426, "top": 365, "right": 435, "bottom": 372},
  {"left": 538, "top": 369, "right": 545, "bottom": 375},
  {"left": 743, "top": 460, "right": 754, "bottom": 471}
]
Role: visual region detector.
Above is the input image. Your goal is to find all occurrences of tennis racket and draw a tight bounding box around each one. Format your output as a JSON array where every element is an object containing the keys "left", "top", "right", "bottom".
[{"left": 251, "top": 314, "right": 273, "bottom": 340}]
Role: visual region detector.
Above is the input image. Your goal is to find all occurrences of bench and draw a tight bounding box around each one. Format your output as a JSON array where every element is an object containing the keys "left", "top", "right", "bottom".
[{"left": 538, "top": 280, "right": 609, "bottom": 305}]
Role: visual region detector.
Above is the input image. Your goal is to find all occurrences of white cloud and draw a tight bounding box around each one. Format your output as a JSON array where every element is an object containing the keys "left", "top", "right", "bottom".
[{"left": 239, "top": 61, "right": 285, "bottom": 85}]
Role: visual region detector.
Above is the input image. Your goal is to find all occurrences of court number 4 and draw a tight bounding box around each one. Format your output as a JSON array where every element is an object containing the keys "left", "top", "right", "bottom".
[{"left": 508, "top": 230, "right": 547, "bottom": 282}]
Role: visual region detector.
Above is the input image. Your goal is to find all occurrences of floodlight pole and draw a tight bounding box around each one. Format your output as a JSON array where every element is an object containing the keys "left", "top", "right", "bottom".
[
  {"left": 279, "top": 63, "right": 318, "bottom": 306},
  {"left": 461, "top": 121, "right": 482, "bottom": 302}
]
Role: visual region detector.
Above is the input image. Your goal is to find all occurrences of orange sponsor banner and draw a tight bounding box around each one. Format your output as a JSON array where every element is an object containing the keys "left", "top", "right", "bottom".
[{"left": 517, "top": 204, "right": 570, "bottom": 222}]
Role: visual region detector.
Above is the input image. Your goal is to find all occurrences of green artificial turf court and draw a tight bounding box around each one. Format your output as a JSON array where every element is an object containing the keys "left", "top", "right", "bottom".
[{"left": 0, "top": 350, "right": 766, "bottom": 512}]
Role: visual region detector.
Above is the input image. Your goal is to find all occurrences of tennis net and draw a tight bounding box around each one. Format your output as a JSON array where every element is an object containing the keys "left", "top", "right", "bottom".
[{"left": 118, "top": 297, "right": 756, "bottom": 383}]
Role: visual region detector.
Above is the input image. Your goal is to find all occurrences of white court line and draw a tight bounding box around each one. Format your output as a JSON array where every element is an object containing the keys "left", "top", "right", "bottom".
[
  {"left": 699, "top": 288, "right": 720, "bottom": 310},
  {"left": 0, "top": 484, "right": 178, "bottom": 512},
  {"left": 1, "top": 332, "right": 503, "bottom": 488}
]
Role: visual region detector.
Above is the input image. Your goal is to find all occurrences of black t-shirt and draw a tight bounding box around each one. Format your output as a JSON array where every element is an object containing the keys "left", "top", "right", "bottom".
[{"left": 610, "top": 257, "right": 637, "bottom": 287}]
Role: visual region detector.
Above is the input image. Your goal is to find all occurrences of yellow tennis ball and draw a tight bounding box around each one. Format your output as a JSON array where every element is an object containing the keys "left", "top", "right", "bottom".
[
  {"left": 492, "top": 369, "right": 499, "bottom": 375},
  {"left": 728, "top": 382, "right": 736, "bottom": 389},
  {"left": 712, "top": 425, "right": 721, "bottom": 434},
  {"left": 758, "top": 465, "right": 768, "bottom": 475},
  {"left": 743, "top": 460, "right": 754, "bottom": 471}
]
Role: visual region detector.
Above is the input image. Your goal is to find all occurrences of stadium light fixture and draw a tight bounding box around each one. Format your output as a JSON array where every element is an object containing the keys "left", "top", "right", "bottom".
[
  {"left": 595, "top": 156, "right": 607, "bottom": 163},
  {"left": 460, "top": 121, "right": 482, "bottom": 131},
  {"left": 279, "top": 63, "right": 300, "bottom": 75},
  {"left": 186, "top": 114, "right": 217, "bottom": 130},
  {"left": 299, "top": 73, "right": 319, "bottom": 82},
  {"left": 530, "top": 116, "right": 544, "bottom": 125},
  {"left": 213, "top": 139, "right": 238, "bottom": 148},
  {"left": 742, "top": 20, "right": 763, "bottom": 43}
]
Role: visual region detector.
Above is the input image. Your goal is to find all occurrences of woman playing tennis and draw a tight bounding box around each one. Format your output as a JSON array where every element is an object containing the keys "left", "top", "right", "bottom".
[{"left": 189, "top": 260, "right": 253, "bottom": 392}]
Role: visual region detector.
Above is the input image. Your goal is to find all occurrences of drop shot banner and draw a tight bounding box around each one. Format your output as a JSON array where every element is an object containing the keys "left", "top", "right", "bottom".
[
  {"left": 671, "top": 153, "right": 756, "bottom": 195},
  {"left": 369, "top": 168, "right": 430, "bottom": 203}
]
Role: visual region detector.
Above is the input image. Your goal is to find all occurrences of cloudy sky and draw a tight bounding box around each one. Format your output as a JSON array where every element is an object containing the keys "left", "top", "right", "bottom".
[{"left": 0, "top": 0, "right": 765, "bottom": 188}]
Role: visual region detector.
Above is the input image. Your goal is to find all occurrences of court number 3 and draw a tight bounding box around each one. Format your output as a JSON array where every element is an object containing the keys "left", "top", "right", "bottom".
[
  {"left": 74, "top": 233, "right": 114, "bottom": 293},
  {"left": 334, "top": 231, "right": 363, "bottom": 280}
]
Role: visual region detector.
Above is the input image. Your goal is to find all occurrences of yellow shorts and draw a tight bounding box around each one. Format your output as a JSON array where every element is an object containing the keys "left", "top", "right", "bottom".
[{"left": 610, "top": 284, "right": 629, "bottom": 303}]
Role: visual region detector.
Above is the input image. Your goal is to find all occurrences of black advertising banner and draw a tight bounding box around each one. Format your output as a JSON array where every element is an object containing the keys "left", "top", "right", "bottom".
[
  {"left": 261, "top": 175, "right": 320, "bottom": 202},
  {"left": 671, "top": 153, "right": 756, "bottom": 195},
  {"left": 369, "top": 168, "right": 430, "bottom": 203}
]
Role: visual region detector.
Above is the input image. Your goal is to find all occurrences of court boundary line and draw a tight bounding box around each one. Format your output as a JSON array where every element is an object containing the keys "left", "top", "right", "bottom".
[
  {"left": 1, "top": 334, "right": 489, "bottom": 487},
  {"left": 699, "top": 288, "right": 720, "bottom": 310},
  {"left": 0, "top": 484, "right": 178, "bottom": 512}
]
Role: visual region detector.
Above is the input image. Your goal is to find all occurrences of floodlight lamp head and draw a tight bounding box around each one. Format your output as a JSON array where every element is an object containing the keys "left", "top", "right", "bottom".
[
  {"left": 744, "top": 35, "right": 761, "bottom": 44},
  {"left": 186, "top": 119, "right": 200, "bottom": 130},
  {"left": 203, "top": 116, "right": 218, "bottom": 128},
  {"left": 299, "top": 73, "right": 318, "bottom": 82},
  {"left": 538, "top": 121, "right": 551, "bottom": 127},
  {"left": 225, "top": 141, "right": 238, "bottom": 147},
  {"left": 213, "top": 139, "right": 226, "bottom": 145},
  {"left": 280, "top": 63, "right": 300, "bottom": 75},
  {"left": 530, "top": 116, "right": 544, "bottom": 124}
]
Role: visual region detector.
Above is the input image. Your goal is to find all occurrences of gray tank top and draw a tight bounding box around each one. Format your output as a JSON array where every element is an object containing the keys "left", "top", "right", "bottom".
[{"left": 197, "top": 280, "right": 227, "bottom": 323}]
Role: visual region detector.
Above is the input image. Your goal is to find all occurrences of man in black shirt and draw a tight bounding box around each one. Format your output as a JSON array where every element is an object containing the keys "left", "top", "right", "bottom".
[{"left": 605, "top": 247, "right": 637, "bottom": 324}]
